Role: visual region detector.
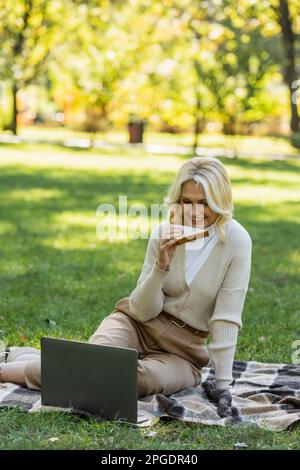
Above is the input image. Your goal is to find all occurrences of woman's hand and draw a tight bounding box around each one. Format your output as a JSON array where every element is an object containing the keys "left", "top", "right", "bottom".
[
  {"left": 202, "top": 379, "right": 237, "bottom": 420},
  {"left": 156, "top": 227, "right": 183, "bottom": 270}
]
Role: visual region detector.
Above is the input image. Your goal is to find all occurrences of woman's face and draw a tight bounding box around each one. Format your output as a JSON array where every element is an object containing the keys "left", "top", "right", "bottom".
[{"left": 179, "top": 180, "right": 218, "bottom": 228}]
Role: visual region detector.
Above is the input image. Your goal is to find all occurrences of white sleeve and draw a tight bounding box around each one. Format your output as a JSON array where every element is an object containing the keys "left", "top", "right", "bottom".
[
  {"left": 128, "top": 224, "right": 170, "bottom": 322},
  {"left": 207, "top": 320, "right": 239, "bottom": 390}
]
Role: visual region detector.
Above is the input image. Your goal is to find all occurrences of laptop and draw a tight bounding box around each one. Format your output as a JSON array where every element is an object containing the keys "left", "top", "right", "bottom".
[{"left": 41, "top": 337, "right": 138, "bottom": 424}]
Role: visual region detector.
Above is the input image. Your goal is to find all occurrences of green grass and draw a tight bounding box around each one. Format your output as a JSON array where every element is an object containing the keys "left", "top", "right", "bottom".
[{"left": 0, "top": 142, "right": 300, "bottom": 449}]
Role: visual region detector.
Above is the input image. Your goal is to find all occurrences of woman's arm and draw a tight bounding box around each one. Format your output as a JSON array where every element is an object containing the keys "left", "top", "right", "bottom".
[
  {"left": 207, "top": 231, "right": 252, "bottom": 389},
  {"left": 128, "top": 224, "right": 170, "bottom": 322},
  {"left": 207, "top": 320, "right": 239, "bottom": 389}
]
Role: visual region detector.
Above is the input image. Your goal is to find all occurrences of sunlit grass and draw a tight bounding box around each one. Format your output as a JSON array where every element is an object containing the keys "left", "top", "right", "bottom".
[
  {"left": 5, "top": 188, "right": 65, "bottom": 202},
  {"left": 0, "top": 142, "right": 299, "bottom": 449},
  {"left": 5, "top": 124, "right": 299, "bottom": 155},
  {"left": 0, "top": 143, "right": 181, "bottom": 173}
]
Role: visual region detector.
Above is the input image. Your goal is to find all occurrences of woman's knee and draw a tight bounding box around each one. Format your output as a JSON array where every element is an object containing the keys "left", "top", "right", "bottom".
[
  {"left": 88, "top": 321, "right": 117, "bottom": 346},
  {"left": 88, "top": 311, "right": 138, "bottom": 349},
  {"left": 24, "top": 359, "right": 41, "bottom": 391},
  {"left": 137, "top": 357, "right": 167, "bottom": 398},
  {"left": 138, "top": 367, "right": 162, "bottom": 399},
  {"left": 137, "top": 354, "right": 201, "bottom": 398}
]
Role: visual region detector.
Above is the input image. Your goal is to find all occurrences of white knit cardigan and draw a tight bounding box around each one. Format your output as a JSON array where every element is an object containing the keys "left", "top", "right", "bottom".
[{"left": 127, "top": 218, "right": 252, "bottom": 389}]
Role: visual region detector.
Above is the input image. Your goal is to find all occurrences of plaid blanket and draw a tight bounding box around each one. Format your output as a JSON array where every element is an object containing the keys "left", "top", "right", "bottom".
[{"left": 1, "top": 360, "right": 300, "bottom": 432}]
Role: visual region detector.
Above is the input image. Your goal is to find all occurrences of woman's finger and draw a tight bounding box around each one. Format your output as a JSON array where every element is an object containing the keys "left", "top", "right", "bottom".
[
  {"left": 159, "top": 241, "right": 175, "bottom": 252},
  {"left": 159, "top": 238, "right": 178, "bottom": 251},
  {"left": 162, "top": 230, "right": 184, "bottom": 241},
  {"left": 164, "top": 239, "right": 179, "bottom": 248}
]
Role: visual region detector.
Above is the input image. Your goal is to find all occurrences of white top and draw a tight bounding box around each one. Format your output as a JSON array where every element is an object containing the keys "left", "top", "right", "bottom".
[{"left": 184, "top": 222, "right": 218, "bottom": 286}]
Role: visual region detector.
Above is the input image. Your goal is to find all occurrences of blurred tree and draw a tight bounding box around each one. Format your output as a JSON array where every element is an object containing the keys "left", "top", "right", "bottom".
[
  {"left": 184, "top": 0, "right": 282, "bottom": 136},
  {"left": 48, "top": 1, "right": 140, "bottom": 142},
  {"left": 272, "top": 0, "right": 300, "bottom": 132},
  {"left": 0, "top": 0, "right": 296, "bottom": 138},
  {"left": 0, "top": 0, "right": 79, "bottom": 134},
  {"left": 148, "top": 0, "right": 283, "bottom": 141}
]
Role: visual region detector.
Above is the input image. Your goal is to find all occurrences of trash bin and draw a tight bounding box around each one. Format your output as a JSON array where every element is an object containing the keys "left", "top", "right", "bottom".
[{"left": 127, "top": 119, "right": 145, "bottom": 144}]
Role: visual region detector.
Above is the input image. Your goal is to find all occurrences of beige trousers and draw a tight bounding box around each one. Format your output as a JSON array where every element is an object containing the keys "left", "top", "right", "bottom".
[{"left": 24, "top": 297, "right": 210, "bottom": 399}]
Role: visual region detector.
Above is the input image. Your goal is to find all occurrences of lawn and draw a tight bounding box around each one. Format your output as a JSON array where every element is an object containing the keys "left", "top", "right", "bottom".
[{"left": 0, "top": 142, "right": 300, "bottom": 449}]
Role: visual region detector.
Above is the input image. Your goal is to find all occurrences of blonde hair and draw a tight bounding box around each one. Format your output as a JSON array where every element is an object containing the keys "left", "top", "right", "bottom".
[{"left": 164, "top": 157, "right": 233, "bottom": 243}]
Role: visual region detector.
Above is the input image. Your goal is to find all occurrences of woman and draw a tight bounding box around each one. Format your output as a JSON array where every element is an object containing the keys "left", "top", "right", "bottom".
[{"left": 0, "top": 157, "right": 252, "bottom": 415}]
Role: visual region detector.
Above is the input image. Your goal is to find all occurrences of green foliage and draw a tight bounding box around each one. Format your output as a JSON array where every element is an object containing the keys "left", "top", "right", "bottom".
[{"left": 0, "top": 0, "right": 299, "bottom": 133}]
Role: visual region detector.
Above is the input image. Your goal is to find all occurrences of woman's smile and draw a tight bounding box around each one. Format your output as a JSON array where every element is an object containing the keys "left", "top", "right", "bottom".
[{"left": 179, "top": 180, "right": 219, "bottom": 229}]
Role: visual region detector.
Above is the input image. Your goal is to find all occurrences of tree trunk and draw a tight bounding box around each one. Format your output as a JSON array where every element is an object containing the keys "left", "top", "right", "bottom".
[
  {"left": 290, "top": 82, "right": 300, "bottom": 133},
  {"left": 193, "top": 90, "right": 201, "bottom": 154},
  {"left": 223, "top": 117, "right": 236, "bottom": 135},
  {"left": 11, "top": 83, "right": 18, "bottom": 135},
  {"left": 278, "top": 0, "right": 300, "bottom": 133}
]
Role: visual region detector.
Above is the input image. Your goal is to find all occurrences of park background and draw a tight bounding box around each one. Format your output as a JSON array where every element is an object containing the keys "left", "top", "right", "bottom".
[{"left": 0, "top": 0, "right": 300, "bottom": 450}]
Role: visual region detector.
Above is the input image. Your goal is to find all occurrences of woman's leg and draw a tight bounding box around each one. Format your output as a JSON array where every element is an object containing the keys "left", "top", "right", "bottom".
[
  {"left": 1, "top": 309, "right": 204, "bottom": 398},
  {"left": 0, "top": 311, "right": 143, "bottom": 391},
  {"left": 88, "top": 310, "right": 144, "bottom": 352},
  {"left": 0, "top": 347, "right": 41, "bottom": 390},
  {"left": 23, "top": 310, "right": 156, "bottom": 394},
  {"left": 23, "top": 311, "right": 144, "bottom": 392},
  {"left": 137, "top": 352, "right": 201, "bottom": 398},
  {"left": 23, "top": 359, "right": 41, "bottom": 390},
  {"left": 0, "top": 311, "right": 141, "bottom": 391},
  {"left": 89, "top": 310, "right": 201, "bottom": 398},
  {"left": 0, "top": 361, "right": 28, "bottom": 386}
]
